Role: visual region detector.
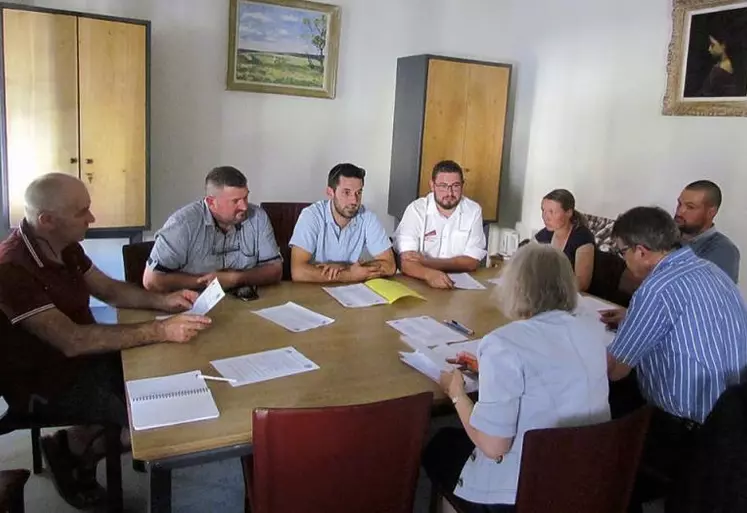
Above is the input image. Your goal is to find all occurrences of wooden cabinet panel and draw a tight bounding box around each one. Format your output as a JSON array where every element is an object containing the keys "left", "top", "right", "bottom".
[
  {"left": 3, "top": 10, "right": 79, "bottom": 226},
  {"left": 462, "top": 64, "right": 510, "bottom": 221},
  {"left": 78, "top": 18, "right": 146, "bottom": 228},
  {"left": 418, "top": 59, "right": 469, "bottom": 197}
]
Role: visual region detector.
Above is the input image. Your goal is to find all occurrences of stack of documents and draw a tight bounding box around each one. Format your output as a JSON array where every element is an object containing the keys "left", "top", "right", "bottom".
[
  {"left": 448, "top": 273, "right": 486, "bottom": 290},
  {"left": 211, "top": 346, "right": 319, "bottom": 387},
  {"left": 323, "top": 278, "right": 424, "bottom": 308},
  {"left": 399, "top": 350, "right": 478, "bottom": 393},
  {"left": 125, "top": 371, "right": 220, "bottom": 431},
  {"left": 386, "top": 316, "right": 468, "bottom": 345},
  {"left": 252, "top": 301, "right": 334, "bottom": 332}
]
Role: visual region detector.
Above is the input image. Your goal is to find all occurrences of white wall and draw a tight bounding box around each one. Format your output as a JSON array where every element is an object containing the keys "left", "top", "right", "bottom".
[{"left": 22, "top": 0, "right": 747, "bottom": 291}]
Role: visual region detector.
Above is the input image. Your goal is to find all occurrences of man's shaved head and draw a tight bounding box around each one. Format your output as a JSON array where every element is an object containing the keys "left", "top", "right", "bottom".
[{"left": 24, "top": 173, "right": 86, "bottom": 222}]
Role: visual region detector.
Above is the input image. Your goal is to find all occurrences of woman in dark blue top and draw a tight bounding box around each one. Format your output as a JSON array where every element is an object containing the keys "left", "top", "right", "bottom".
[{"left": 534, "top": 189, "right": 596, "bottom": 291}]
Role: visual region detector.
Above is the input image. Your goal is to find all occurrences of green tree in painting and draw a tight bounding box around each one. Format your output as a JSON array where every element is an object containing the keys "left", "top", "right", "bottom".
[{"left": 302, "top": 15, "right": 326, "bottom": 72}]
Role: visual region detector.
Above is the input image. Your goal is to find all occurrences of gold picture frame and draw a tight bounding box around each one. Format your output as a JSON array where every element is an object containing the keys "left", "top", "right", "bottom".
[
  {"left": 227, "top": 0, "right": 341, "bottom": 99},
  {"left": 663, "top": 0, "right": 747, "bottom": 116}
]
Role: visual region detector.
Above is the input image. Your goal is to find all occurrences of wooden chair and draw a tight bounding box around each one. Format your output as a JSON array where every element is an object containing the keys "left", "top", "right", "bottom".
[
  {"left": 0, "top": 469, "right": 30, "bottom": 513},
  {"left": 243, "top": 392, "right": 433, "bottom": 513},
  {"left": 121, "top": 241, "right": 155, "bottom": 287},
  {"left": 432, "top": 406, "right": 652, "bottom": 513},
  {"left": 260, "top": 202, "right": 310, "bottom": 281}
]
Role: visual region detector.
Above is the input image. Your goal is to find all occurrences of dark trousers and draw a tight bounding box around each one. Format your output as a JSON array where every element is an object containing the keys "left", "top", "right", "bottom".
[
  {"left": 609, "top": 372, "right": 700, "bottom": 513},
  {"left": 422, "top": 428, "right": 515, "bottom": 513}
]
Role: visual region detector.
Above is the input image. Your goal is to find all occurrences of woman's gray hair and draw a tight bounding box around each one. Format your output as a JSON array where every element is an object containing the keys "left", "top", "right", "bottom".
[{"left": 498, "top": 242, "right": 578, "bottom": 320}]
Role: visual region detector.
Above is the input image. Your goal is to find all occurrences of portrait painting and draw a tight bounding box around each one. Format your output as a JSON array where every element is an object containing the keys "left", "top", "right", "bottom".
[
  {"left": 227, "top": 0, "right": 341, "bottom": 99},
  {"left": 664, "top": 0, "right": 747, "bottom": 116}
]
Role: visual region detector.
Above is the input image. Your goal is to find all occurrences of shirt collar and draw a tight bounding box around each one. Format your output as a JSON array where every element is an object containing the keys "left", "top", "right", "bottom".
[
  {"left": 202, "top": 199, "right": 244, "bottom": 232},
  {"left": 325, "top": 199, "right": 361, "bottom": 229},
  {"left": 19, "top": 219, "right": 47, "bottom": 268},
  {"left": 689, "top": 225, "right": 717, "bottom": 244},
  {"left": 651, "top": 246, "right": 695, "bottom": 275},
  {"left": 426, "top": 192, "right": 463, "bottom": 219}
]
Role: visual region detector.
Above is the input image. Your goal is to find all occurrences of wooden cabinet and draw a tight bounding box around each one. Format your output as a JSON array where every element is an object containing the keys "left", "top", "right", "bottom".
[
  {"left": 0, "top": 6, "right": 149, "bottom": 233},
  {"left": 387, "top": 55, "right": 511, "bottom": 223}
]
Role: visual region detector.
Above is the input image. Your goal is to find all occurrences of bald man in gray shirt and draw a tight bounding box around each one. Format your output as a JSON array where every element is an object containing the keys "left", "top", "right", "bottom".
[{"left": 675, "top": 180, "right": 740, "bottom": 283}]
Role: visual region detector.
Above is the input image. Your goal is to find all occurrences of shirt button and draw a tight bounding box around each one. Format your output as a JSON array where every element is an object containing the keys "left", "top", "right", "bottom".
[
  {"left": 470, "top": 451, "right": 477, "bottom": 461},
  {"left": 495, "top": 456, "right": 503, "bottom": 464},
  {"left": 457, "top": 477, "right": 463, "bottom": 487}
]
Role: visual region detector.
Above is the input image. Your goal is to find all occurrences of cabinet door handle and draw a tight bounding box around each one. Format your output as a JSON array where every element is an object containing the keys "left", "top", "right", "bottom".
[
  {"left": 464, "top": 167, "right": 471, "bottom": 173},
  {"left": 85, "top": 172, "right": 94, "bottom": 183},
  {"left": 70, "top": 157, "right": 79, "bottom": 164},
  {"left": 85, "top": 158, "right": 94, "bottom": 164}
]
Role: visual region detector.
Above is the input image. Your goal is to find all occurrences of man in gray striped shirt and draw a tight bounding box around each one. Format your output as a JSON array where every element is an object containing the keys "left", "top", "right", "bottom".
[{"left": 603, "top": 206, "right": 747, "bottom": 511}]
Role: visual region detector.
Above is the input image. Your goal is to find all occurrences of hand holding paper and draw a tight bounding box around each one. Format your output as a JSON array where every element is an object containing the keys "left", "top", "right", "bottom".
[{"left": 157, "top": 277, "right": 225, "bottom": 320}]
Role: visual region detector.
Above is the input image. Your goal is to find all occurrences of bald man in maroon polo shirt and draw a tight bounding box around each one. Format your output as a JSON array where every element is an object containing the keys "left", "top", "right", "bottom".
[{"left": 0, "top": 173, "right": 212, "bottom": 508}]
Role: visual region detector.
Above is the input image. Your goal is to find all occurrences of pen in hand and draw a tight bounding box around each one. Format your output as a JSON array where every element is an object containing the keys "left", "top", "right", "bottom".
[{"left": 200, "top": 374, "right": 236, "bottom": 384}]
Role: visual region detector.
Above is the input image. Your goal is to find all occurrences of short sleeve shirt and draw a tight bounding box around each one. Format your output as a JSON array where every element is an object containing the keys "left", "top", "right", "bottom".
[
  {"left": 0, "top": 220, "right": 94, "bottom": 408},
  {"left": 392, "top": 193, "right": 487, "bottom": 261},
  {"left": 147, "top": 200, "right": 281, "bottom": 275},
  {"left": 535, "top": 224, "right": 595, "bottom": 267},
  {"left": 455, "top": 311, "right": 610, "bottom": 505},
  {"left": 288, "top": 200, "right": 392, "bottom": 264}
]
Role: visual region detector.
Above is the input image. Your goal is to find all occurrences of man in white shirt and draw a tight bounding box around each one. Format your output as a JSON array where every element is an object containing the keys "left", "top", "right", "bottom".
[{"left": 393, "top": 160, "right": 487, "bottom": 289}]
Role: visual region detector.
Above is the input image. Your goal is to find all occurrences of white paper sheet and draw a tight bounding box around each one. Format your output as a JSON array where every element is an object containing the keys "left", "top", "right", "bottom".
[
  {"left": 252, "top": 301, "right": 334, "bottom": 332},
  {"left": 432, "top": 339, "right": 482, "bottom": 361},
  {"left": 448, "top": 273, "right": 487, "bottom": 290},
  {"left": 156, "top": 277, "right": 225, "bottom": 319},
  {"left": 399, "top": 351, "right": 478, "bottom": 393},
  {"left": 187, "top": 277, "right": 225, "bottom": 315},
  {"left": 322, "top": 284, "right": 388, "bottom": 308},
  {"left": 387, "top": 316, "right": 467, "bottom": 345},
  {"left": 401, "top": 336, "right": 480, "bottom": 366},
  {"left": 487, "top": 276, "right": 505, "bottom": 286},
  {"left": 575, "top": 295, "right": 617, "bottom": 346},
  {"left": 211, "top": 346, "right": 319, "bottom": 387}
]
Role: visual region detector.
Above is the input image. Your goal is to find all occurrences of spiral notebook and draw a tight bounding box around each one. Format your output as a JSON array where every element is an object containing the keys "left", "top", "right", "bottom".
[{"left": 125, "top": 371, "right": 220, "bottom": 431}]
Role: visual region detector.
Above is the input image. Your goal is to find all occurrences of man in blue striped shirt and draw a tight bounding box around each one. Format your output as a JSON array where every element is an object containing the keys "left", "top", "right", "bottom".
[{"left": 603, "top": 206, "right": 747, "bottom": 511}]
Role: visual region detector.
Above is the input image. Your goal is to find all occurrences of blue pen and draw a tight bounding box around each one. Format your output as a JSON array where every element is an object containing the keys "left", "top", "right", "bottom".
[{"left": 444, "top": 319, "right": 474, "bottom": 336}]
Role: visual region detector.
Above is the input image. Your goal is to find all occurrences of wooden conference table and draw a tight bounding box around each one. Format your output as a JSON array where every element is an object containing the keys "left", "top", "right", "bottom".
[{"left": 119, "top": 268, "right": 508, "bottom": 513}]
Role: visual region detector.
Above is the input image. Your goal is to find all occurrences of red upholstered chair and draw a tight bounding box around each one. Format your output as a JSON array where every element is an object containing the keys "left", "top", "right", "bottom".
[
  {"left": 243, "top": 392, "right": 433, "bottom": 513},
  {"left": 0, "top": 469, "right": 30, "bottom": 513},
  {"left": 260, "top": 202, "right": 311, "bottom": 281},
  {"left": 431, "top": 406, "right": 652, "bottom": 513}
]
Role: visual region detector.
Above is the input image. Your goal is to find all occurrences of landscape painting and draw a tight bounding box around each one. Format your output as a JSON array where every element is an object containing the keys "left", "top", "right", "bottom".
[{"left": 227, "top": 0, "right": 341, "bottom": 99}]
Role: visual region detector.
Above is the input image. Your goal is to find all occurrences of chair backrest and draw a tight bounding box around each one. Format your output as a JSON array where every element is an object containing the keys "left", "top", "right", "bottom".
[
  {"left": 121, "top": 241, "right": 155, "bottom": 287},
  {"left": 515, "top": 406, "right": 652, "bottom": 513},
  {"left": 260, "top": 202, "right": 311, "bottom": 281},
  {"left": 248, "top": 392, "right": 433, "bottom": 513},
  {"left": 588, "top": 248, "right": 630, "bottom": 307}
]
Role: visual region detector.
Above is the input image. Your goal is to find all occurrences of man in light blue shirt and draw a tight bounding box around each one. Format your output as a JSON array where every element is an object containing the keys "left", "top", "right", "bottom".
[{"left": 289, "top": 163, "right": 395, "bottom": 283}]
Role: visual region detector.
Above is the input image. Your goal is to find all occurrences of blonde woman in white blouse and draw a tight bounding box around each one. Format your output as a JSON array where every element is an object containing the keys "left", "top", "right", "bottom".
[{"left": 423, "top": 243, "right": 610, "bottom": 512}]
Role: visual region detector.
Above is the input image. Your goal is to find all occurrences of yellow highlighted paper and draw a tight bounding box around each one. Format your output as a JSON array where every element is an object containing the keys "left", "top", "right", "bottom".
[{"left": 365, "top": 279, "right": 425, "bottom": 303}]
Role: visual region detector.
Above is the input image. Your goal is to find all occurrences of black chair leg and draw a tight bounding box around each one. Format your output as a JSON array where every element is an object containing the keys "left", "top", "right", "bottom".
[
  {"left": 105, "top": 424, "right": 123, "bottom": 513},
  {"left": 429, "top": 485, "right": 440, "bottom": 513},
  {"left": 31, "top": 427, "right": 42, "bottom": 474},
  {"left": 9, "top": 488, "right": 26, "bottom": 513}
]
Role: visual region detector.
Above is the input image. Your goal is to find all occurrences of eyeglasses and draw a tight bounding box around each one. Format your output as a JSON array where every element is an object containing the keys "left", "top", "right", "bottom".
[
  {"left": 434, "top": 182, "right": 463, "bottom": 192},
  {"left": 614, "top": 245, "right": 631, "bottom": 258}
]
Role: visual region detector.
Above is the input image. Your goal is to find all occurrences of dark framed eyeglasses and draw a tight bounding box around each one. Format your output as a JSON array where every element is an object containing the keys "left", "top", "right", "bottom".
[
  {"left": 434, "top": 182, "right": 464, "bottom": 192},
  {"left": 614, "top": 245, "right": 631, "bottom": 258}
]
